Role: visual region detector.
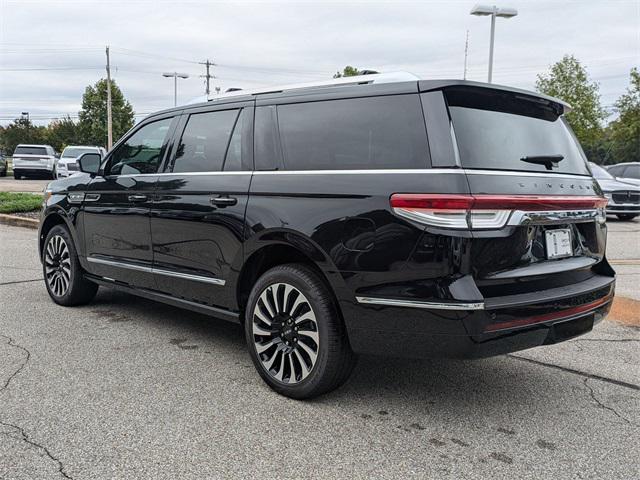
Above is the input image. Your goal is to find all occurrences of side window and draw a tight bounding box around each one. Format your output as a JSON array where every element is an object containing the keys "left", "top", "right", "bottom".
[
  {"left": 106, "top": 118, "right": 173, "bottom": 175},
  {"left": 276, "top": 95, "right": 430, "bottom": 170},
  {"left": 608, "top": 165, "right": 625, "bottom": 177},
  {"left": 223, "top": 109, "right": 246, "bottom": 171},
  {"left": 254, "top": 106, "right": 281, "bottom": 170},
  {"left": 172, "top": 109, "right": 238, "bottom": 173}
]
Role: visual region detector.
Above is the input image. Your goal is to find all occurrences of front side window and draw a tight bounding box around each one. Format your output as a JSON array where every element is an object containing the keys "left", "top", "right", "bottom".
[
  {"left": 277, "top": 95, "right": 430, "bottom": 170},
  {"left": 106, "top": 118, "right": 173, "bottom": 175},
  {"left": 623, "top": 164, "right": 640, "bottom": 179},
  {"left": 172, "top": 109, "right": 239, "bottom": 173}
]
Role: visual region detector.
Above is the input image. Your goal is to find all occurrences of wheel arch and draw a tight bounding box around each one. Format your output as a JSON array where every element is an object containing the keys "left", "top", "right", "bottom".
[
  {"left": 39, "top": 208, "right": 80, "bottom": 260},
  {"left": 236, "top": 234, "right": 349, "bottom": 324}
]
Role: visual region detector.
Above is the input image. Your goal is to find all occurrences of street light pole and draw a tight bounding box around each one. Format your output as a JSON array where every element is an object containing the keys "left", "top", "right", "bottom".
[
  {"left": 470, "top": 4, "right": 518, "bottom": 83},
  {"left": 162, "top": 72, "right": 190, "bottom": 107}
]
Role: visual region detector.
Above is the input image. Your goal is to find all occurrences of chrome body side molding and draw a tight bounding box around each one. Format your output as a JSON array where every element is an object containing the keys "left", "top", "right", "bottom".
[{"left": 356, "top": 296, "right": 485, "bottom": 311}]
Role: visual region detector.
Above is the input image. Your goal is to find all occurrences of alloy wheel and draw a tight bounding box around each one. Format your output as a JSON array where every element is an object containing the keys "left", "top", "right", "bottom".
[
  {"left": 45, "top": 235, "right": 71, "bottom": 297},
  {"left": 252, "top": 282, "right": 320, "bottom": 384}
]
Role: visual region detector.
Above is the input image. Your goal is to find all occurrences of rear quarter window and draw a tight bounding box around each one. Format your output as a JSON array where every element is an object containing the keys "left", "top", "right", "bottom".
[{"left": 276, "top": 95, "right": 430, "bottom": 170}]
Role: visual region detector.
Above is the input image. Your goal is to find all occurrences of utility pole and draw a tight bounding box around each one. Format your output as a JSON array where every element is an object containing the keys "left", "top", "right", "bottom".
[
  {"left": 199, "top": 59, "right": 214, "bottom": 97},
  {"left": 463, "top": 30, "right": 469, "bottom": 80},
  {"left": 105, "top": 46, "right": 113, "bottom": 150}
]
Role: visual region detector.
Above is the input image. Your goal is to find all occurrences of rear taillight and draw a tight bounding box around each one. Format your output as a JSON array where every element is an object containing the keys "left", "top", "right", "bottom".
[{"left": 390, "top": 194, "right": 608, "bottom": 229}]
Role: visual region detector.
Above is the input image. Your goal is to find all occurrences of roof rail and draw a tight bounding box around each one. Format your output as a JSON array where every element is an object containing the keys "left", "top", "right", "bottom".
[{"left": 199, "top": 71, "right": 420, "bottom": 102}]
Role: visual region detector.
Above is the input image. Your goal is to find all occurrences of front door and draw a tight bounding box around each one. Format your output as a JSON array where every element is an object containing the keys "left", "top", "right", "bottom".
[
  {"left": 82, "top": 116, "right": 177, "bottom": 289},
  {"left": 151, "top": 103, "right": 253, "bottom": 311}
]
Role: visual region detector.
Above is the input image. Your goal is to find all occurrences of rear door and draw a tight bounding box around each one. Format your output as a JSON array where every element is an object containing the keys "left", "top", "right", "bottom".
[
  {"left": 432, "top": 86, "right": 607, "bottom": 294},
  {"left": 150, "top": 102, "right": 253, "bottom": 311}
]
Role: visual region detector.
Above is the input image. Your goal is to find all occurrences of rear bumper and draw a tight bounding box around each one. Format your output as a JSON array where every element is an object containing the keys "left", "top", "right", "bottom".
[{"left": 344, "top": 274, "right": 615, "bottom": 359}]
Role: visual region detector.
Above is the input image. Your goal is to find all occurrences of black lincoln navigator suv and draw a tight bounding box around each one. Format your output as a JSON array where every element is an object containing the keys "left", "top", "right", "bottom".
[{"left": 39, "top": 74, "right": 615, "bottom": 399}]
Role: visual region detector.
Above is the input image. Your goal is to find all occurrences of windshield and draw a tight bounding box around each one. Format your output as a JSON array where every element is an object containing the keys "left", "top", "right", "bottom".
[
  {"left": 589, "top": 163, "right": 614, "bottom": 180},
  {"left": 14, "top": 146, "right": 47, "bottom": 156},
  {"left": 62, "top": 147, "right": 96, "bottom": 158},
  {"left": 446, "top": 88, "right": 590, "bottom": 175}
]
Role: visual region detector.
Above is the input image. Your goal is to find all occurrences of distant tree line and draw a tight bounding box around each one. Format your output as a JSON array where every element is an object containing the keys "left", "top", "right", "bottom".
[
  {"left": 0, "top": 79, "right": 134, "bottom": 154},
  {"left": 535, "top": 55, "right": 639, "bottom": 165}
]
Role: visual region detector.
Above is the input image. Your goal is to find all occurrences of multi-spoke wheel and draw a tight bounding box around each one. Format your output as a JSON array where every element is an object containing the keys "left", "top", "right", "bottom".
[
  {"left": 245, "top": 263, "right": 356, "bottom": 399},
  {"left": 42, "top": 225, "right": 98, "bottom": 306},
  {"left": 45, "top": 234, "right": 71, "bottom": 297},
  {"left": 252, "top": 283, "right": 320, "bottom": 384}
]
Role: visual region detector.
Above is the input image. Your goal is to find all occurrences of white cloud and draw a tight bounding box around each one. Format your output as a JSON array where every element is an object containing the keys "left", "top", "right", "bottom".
[{"left": 1, "top": 0, "right": 638, "bottom": 124}]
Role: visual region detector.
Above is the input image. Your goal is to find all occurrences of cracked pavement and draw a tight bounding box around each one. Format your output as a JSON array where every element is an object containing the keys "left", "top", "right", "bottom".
[{"left": 0, "top": 221, "right": 639, "bottom": 479}]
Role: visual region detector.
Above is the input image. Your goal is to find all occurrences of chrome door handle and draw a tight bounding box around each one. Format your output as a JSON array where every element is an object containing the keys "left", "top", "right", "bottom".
[
  {"left": 210, "top": 195, "right": 237, "bottom": 207},
  {"left": 128, "top": 194, "right": 147, "bottom": 202}
]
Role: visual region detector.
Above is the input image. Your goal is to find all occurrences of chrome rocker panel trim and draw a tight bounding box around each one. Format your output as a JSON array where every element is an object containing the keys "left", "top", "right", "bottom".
[{"left": 87, "top": 257, "right": 226, "bottom": 286}]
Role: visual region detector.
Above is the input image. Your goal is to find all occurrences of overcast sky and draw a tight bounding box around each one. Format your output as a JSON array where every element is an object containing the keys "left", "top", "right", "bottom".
[{"left": 1, "top": 0, "right": 638, "bottom": 125}]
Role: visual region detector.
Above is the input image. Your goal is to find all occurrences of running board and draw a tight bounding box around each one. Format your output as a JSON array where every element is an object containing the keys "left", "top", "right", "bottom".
[{"left": 85, "top": 274, "right": 240, "bottom": 323}]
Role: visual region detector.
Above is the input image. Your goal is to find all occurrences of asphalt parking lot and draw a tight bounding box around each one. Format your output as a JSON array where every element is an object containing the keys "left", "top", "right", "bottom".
[{"left": 1, "top": 216, "right": 639, "bottom": 478}]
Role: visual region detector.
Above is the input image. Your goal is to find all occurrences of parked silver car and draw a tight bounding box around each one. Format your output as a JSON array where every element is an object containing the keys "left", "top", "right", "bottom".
[
  {"left": 56, "top": 145, "right": 106, "bottom": 178},
  {"left": 12, "top": 144, "right": 58, "bottom": 179},
  {"left": 590, "top": 162, "right": 640, "bottom": 220}
]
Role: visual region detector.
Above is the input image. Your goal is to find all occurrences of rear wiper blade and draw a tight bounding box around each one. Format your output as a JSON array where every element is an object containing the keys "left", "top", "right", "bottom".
[{"left": 520, "top": 154, "right": 564, "bottom": 170}]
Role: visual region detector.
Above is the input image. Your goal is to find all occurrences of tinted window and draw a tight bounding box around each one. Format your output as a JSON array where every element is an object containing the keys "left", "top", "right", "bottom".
[
  {"left": 14, "top": 146, "right": 47, "bottom": 156},
  {"left": 107, "top": 118, "right": 173, "bottom": 175},
  {"left": 277, "top": 95, "right": 429, "bottom": 170},
  {"left": 254, "top": 106, "right": 280, "bottom": 170},
  {"left": 173, "top": 109, "right": 238, "bottom": 173},
  {"left": 223, "top": 109, "right": 246, "bottom": 171},
  {"left": 447, "top": 88, "right": 589, "bottom": 175}
]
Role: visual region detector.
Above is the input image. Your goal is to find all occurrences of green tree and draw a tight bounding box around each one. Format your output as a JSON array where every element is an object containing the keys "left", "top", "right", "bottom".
[
  {"left": 46, "top": 115, "right": 80, "bottom": 151},
  {"left": 333, "top": 66, "right": 362, "bottom": 78},
  {"left": 78, "top": 78, "right": 134, "bottom": 147},
  {"left": 0, "top": 118, "right": 48, "bottom": 154},
  {"left": 606, "top": 68, "right": 640, "bottom": 164},
  {"left": 535, "top": 55, "right": 606, "bottom": 161}
]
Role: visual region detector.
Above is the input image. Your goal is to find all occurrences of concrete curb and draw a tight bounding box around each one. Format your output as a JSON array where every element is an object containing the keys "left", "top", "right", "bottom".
[{"left": 0, "top": 213, "right": 39, "bottom": 229}]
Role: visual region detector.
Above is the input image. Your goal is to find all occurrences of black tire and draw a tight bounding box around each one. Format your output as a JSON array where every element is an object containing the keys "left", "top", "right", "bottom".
[
  {"left": 244, "top": 263, "right": 356, "bottom": 399},
  {"left": 43, "top": 225, "right": 98, "bottom": 306},
  {"left": 13, "top": 170, "right": 21, "bottom": 179},
  {"left": 617, "top": 214, "right": 638, "bottom": 221},
  {"left": 0, "top": 168, "right": 6, "bottom": 177}
]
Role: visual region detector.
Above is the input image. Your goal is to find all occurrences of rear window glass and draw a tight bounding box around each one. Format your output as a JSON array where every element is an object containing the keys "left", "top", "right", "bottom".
[
  {"left": 14, "top": 146, "right": 47, "bottom": 156},
  {"left": 277, "top": 95, "right": 429, "bottom": 170},
  {"left": 446, "top": 88, "right": 590, "bottom": 175}
]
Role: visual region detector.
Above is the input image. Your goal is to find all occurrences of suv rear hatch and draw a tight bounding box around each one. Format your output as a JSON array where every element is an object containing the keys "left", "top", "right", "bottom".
[
  {"left": 449, "top": 86, "right": 612, "bottom": 331},
  {"left": 391, "top": 85, "right": 613, "bottom": 335}
]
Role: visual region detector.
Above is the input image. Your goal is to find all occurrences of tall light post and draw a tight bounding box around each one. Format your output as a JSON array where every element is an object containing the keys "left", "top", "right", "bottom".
[
  {"left": 470, "top": 4, "right": 518, "bottom": 83},
  {"left": 162, "top": 72, "right": 190, "bottom": 106}
]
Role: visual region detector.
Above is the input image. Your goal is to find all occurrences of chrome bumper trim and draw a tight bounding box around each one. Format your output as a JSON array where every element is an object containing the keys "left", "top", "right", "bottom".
[{"left": 356, "top": 296, "right": 485, "bottom": 311}]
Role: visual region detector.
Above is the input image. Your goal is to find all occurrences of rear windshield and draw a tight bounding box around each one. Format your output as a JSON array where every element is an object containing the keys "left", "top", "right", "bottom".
[
  {"left": 446, "top": 88, "right": 590, "bottom": 175},
  {"left": 62, "top": 147, "right": 96, "bottom": 158},
  {"left": 14, "top": 146, "right": 47, "bottom": 156}
]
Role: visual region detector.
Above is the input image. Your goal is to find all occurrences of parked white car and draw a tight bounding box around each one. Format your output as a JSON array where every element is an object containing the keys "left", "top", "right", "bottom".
[
  {"left": 12, "top": 144, "right": 58, "bottom": 179},
  {"left": 56, "top": 146, "right": 106, "bottom": 178}
]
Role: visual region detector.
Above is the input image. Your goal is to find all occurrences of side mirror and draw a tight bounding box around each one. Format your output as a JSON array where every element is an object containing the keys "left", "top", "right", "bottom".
[{"left": 77, "top": 152, "right": 102, "bottom": 176}]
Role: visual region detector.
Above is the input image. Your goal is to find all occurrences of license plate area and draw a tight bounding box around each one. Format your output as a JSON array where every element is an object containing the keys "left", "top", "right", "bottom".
[{"left": 545, "top": 228, "right": 572, "bottom": 260}]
